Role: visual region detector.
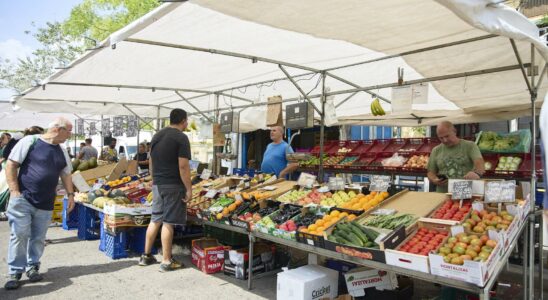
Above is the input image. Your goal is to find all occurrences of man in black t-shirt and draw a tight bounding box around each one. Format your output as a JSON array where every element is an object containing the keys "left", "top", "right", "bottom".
[
  {"left": 133, "top": 143, "right": 149, "bottom": 171},
  {"left": 138, "top": 109, "right": 191, "bottom": 272}
]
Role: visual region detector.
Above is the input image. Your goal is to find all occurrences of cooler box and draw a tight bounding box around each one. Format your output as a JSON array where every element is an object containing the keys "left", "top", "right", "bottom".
[{"left": 277, "top": 264, "right": 338, "bottom": 300}]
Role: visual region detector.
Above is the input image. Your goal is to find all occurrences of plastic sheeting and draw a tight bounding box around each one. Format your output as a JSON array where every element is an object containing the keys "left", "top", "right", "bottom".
[{"left": 13, "top": 1, "right": 548, "bottom": 131}]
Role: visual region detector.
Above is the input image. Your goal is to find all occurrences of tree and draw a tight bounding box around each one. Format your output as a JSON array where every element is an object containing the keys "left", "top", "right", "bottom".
[{"left": 0, "top": 0, "right": 160, "bottom": 96}]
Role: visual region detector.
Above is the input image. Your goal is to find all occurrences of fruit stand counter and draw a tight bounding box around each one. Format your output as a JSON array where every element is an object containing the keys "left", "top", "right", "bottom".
[{"left": 248, "top": 219, "right": 526, "bottom": 300}]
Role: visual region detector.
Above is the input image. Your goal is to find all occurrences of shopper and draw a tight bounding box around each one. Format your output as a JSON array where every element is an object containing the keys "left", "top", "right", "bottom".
[
  {"left": 0, "top": 132, "right": 12, "bottom": 167},
  {"left": 100, "top": 138, "right": 118, "bottom": 162},
  {"left": 78, "top": 138, "right": 98, "bottom": 161},
  {"left": 139, "top": 109, "right": 192, "bottom": 272},
  {"left": 2, "top": 126, "right": 44, "bottom": 163},
  {"left": 4, "top": 117, "right": 75, "bottom": 290},
  {"left": 133, "top": 143, "right": 149, "bottom": 171},
  {"left": 260, "top": 126, "right": 298, "bottom": 178},
  {"left": 66, "top": 147, "right": 75, "bottom": 159},
  {"left": 427, "top": 121, "right": 485, "bottom": 193}
]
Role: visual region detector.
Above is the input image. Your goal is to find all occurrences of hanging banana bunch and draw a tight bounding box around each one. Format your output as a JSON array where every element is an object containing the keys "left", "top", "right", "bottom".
[{"left": 370, "top": 98, "right": 386, "bottom": 116}]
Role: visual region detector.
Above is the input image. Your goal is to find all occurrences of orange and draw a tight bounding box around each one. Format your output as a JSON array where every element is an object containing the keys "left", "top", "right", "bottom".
[
  {"left": 330, "top": 210, "right": 341, "bottom": 217},
  {"left": 351, "top": 204, "right": 361, "bottom": 210},
  {"left": 347, "top": 214, "right": 357, "bottom": 221},
  {"left": 315, "top": 219, "right": 326, "bottom": 227},
  {"left": 340, "top": 212, "right": 349, "bottom": 218},
  {"left": 228, "top": 203, "right": 237, "bottom": 212},
  {"left": 308, "top": 224, "right": 318, "bottom": 231},
  {"left": 381, "top": 191, "right": 389, "bottom": 198},
  {"left": 222, "top": 208, "right": 230, "bottom": 215},
  {"left": 316, "top": 226, "right": 326, "bottom": 232},
  {"left": 323, "top": 215, "right": 333, "bottom": 222},
  {"left": 370, "top": 191, "right": 378, "bottom": 196},
  {"left": 300, "top": 228, "right": 309, "bottom": 233}
]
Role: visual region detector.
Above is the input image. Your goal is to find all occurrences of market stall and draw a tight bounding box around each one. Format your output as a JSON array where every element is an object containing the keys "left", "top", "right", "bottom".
[{"left": 13, "top": 1, "right": 548, "bottom": 299}]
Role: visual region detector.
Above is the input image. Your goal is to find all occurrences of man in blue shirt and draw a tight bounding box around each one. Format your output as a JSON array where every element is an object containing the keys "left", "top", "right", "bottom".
[
  {"left": 4, "top": 117, "right": 75, "bottom": 290},
  {"left": 261, "top": 126, "right": 298, "bottom": 178}
]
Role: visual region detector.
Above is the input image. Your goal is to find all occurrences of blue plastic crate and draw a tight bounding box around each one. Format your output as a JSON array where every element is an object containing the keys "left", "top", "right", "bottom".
[
  {"left": 129, "top": 227, "right": 157, "bottom": 255},
  {"left": 101, "top": 230, "right": 128, "bottom": 259},
  {"left": 99, "top": 213, "right": 106, "bottom": 252},
  {"left": 77, "top": 205, "right": 100, "bottom": 240},
  {"left": 62, "top": 198, "right": 79, "bottom": 230}
]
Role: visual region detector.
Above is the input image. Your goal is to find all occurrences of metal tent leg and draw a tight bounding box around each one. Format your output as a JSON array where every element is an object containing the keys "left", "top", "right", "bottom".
[{"left": 247, "top": 233, "right": 255, "bottom": 290}]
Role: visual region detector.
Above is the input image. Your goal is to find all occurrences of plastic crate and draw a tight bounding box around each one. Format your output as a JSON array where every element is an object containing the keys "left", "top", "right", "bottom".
[
  {"left": 417, "top": 137, "right": 440, "bottom": 153},
  {"left": 384, "top": 138, "right": 407, "bottom": 152},
  {"left": 327, "top": 140, "right": 358, "bottom": 155},
  {"left": 350, "top": 153, "right": 377, "bottom": 169},
  {"left": 101, "top": 230, "right": 128, "bottom": 259},
  {"left": 369, "top": 139, "right": 391, "bottom": 153},
  {"left": 349, "top": 140, "right": 374, "bottom": 155},
  {"left": 369, "top": 152, "right": 409, "bottom": 171},
  {"left": 77, "top": 205, "right": 101, "bottom": 240},
  {"left": 62, "top": 198, "right": 79, "bottom": 230},
  {"left": 129, "top": 227, "right": 157, "bottom": 255},
  {"left": 398, "top": 138, "right": 424, "bottom": 153},
  {"left": 482, "top": 154, "right": 499, "bottom": 176},
  {"left": 311, "top": 141, "right": 336, "bottom": 154}
]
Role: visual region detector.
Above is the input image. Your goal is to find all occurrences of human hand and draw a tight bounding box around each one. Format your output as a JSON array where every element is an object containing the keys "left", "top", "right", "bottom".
[
  {"left": 433, "top": 177, "right": 448, "bottom": 186},
  {"left": 67, "top": 195, "right": 76, "bottom": 213},
  {"left": 184, "top": 190, "right": 192, "bottom": 203},
  {"left": 463, "top": 171, "right": 480, "bottom": 180}
]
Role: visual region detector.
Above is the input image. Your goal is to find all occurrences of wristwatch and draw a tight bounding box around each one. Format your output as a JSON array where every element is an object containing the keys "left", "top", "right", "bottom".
[
  {"left": 67, "top": 192, "right": 75, "bottom": 197},
  {"left": 473, "top": 171, "right": 482, "bottom": 177}
]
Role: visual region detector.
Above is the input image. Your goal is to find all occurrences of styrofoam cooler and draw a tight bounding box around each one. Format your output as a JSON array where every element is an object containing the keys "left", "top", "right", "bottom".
[{"left": 276, "top": 265, "right": 338, "bottom": 300}]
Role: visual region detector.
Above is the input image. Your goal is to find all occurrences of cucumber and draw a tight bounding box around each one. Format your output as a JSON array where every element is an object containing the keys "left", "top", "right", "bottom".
[
  {"left": 335, "top": 229, "right": 354, "bottom": 242},
  {"left": 327, "top": 235, "right": 338, "bottom": 242},
  {"left": 335, "top": 236, "right": 353, "bottom": 245},
  {"left": 346, "top": 231, "right": 364, "bottom": 247},
  {"left": 359, "top": 225, "right": 380, "bottom": 241},
  {"left": 365, "top": 241, "right": 374, "bottom": 247},
  {"left": 348, "top": 222, "right": 369, "bottom": 244}
]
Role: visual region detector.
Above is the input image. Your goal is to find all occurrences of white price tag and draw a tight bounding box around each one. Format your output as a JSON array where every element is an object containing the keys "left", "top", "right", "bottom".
[
  {"left": 204, "top": 189, "right": 218, "bottom": 199},
  {"left": 260, "top": 186, "right": 277, "bottom": 191},
  {"left": 317, "top": 186, "right": 330, "bottom": 193},
  {"left": 220, "top": 187, "right": 230, "bottom": 194},
  {"left": 371, "top": 209, "right": 397, "bottom": 216},
  {"left": 235, "top": 194, "right": 243, "bottom": 201},
  {"left": 200, "top": 169, "right": 212, "bottom": 180},
  {"left": 369, "top": 175, "right": 391, "bottom": 192},
  {"left": 297, "top": 173, "right": 317, "bottom": 188},
  {"left": 328, "top": 177, "right": 345, "bottom": 191}
]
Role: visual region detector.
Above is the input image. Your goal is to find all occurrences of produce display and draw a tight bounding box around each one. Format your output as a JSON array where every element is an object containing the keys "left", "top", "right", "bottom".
[
  {"left": 359, "top": 214, "right": 417, "bottom": 230},
  {"left": 398, "top": 227, "right": 448, "bottom": 256},
  {"left": 495, "top": 156, "right": 522, "bottom": 171},
  {"left": 327, "top": 221, "right": 381, "bottom": 248},
  {"left": 300, "top": 155, "right": 327, "bottom": 167},
  {"left": 324, "top": 155, "right": 345, "bottom": 166},
  {"left": 477, "top": 131, "right": 521, "bottom": 152},
  {"left": 206, "top": 196, "right": 234, "bottom": 218},
  {"left": 462, "top": 208, "right": 514, "bottom": 234},
  {"left": 403, "top": 155, "right": 429, "bottom": 169},
  {"left": 436, "top": 232, "right": 497, "bottom": 264},
  {"left": 71, "top": 157, "right": 99, "bottom": 173},
  {"left": 430, "top": 200, "right": 472, "bottom": 222},
  {"left": 338, "top": 156, "right": 359, "bottom": 166},
  {"left": 338, "top": 191, "right": 389, "bottom": 211},
  {"left": 370, "top": 98, "right": 386, "bottom": 116},
  {"left": 235, "top": 205, "right": 279, "bottom": 225},
  {"left": 337, "top": 147, "right": 353, "bottom": 154},
  {"left": 300, "top": 210, "right": 354, "bottom": 236},
  {"left": 256, "top": 205, "right": 302, "bottom": 229},
  {"left": 241, "top": 190, "right": 272, "bottom": 201},
  {"left": 381, "top": 153, "right": 407, "bottom": 167},
  {"left": 319, "top": 190, "right": 356, "bottom": 207},
  {"left": 277, "top": 190, "right": 310, "bottom": 204}
]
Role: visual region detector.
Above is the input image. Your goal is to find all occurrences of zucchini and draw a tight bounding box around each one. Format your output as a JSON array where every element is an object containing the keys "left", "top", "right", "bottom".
[
  {"left": 348, "top": 222, "right": 369, "bottom": 244},
  {"left": 359, "top": 225, "right": 380, "bottom": 241},
  {"left": 346, "top": 231, "right": 365, "bottom": 247},
  {"left": 334, "top": 230, "right": 360, "bottom": 247},
  {"left": 335, "top": 236, "right": 353, "bottom": 245}
]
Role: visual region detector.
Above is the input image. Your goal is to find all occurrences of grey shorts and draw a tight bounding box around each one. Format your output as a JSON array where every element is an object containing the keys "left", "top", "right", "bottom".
[{"left": 151, "top": 185, "right": 187, "bottom": 225}]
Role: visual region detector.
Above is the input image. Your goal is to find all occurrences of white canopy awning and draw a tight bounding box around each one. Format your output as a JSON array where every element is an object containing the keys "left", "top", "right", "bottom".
[
  {"left": 0, "top": 102, "right": 88, "bottom": 131},
  {"left": 14, "top": 0, "right": 548, "bottom": 131}
]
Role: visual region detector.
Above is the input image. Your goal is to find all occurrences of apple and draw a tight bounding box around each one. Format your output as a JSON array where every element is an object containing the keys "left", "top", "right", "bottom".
[
  {"left": 439, "top": 247, "right": 451, "bottom": 255},
  {"left": 481, "top": 246, "right": 493, "bottom": 253},
  {"left": 465, "top": 249, "right": 478, "bottom": 258},
  {"left": 486, "top": 240, "right": 497, "bottom": 248},
  {"left": 470, "top": 238, "right": 482, "bottom": 247},
  {"left": 467, "top": 244, "right": 481, "bottom": 253},
  {"left": 450, "top": 257, "right": 464, "bottom": 265},
  {"left": 453, "top": 245, "right": 466, "bottom": 255},
  {"left": 458, "top": 235, "right": 471, "bottom": 244},
  {"left": 478, "top": 251, "right": 490, "bottom": 260},
  {"left": 448, "top": 237, "right": 458, "bottom": 244}
]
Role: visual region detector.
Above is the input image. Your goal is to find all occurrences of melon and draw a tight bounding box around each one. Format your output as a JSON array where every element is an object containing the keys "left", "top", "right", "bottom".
[
  {"left": 109, "top": 189, "right": 126, "bottom": 198},
  {"left": 77, "top": 161, "right": 89, "bottom": 171},
  {"left": 89, "top": 157, "right": 98, "bottom": 168}
]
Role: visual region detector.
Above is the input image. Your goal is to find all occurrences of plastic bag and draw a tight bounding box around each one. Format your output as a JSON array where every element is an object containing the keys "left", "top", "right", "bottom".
[
  {"left": 475, "top": 129, "right": 531, "bottom": 153},
  {"left": 381, "top": 153, "right": 407, "bottom": 167}
]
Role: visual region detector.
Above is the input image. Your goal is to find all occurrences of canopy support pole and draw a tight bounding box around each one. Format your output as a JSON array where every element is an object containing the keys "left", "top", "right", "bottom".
[
  {"left": 217, "top": 92, "right": 254, "bottom": 103},
  {"left": 325, "top": 71, "right": 391, "bottom": 104},
  {"left": 335, "top": 92, "right": 359, "bottom": 108},
  {"left": 319, "top": 72, "right": 327, "bottom": 183},
  {"left": 175, "top": 91, "right": 214, "bottom": 123},
  {"left": 510, "top": 39, "right": 538, "bottom": 300},
  {"left": 122, "top": 104, "right": 153, "bottom": 126},
  {"left": 278, "top": 65, "right": 322, "bottom": 115},
  {"left": 159, "top": 92, "right": 213, "bottom": 106},
  {"left": 156, "top": 106, "right": 161, "bottom": 132}
]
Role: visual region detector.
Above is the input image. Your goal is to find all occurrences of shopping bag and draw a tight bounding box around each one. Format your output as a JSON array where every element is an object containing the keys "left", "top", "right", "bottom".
[{"left": 266, "top": 95, "right": 283, "bottom": 127}]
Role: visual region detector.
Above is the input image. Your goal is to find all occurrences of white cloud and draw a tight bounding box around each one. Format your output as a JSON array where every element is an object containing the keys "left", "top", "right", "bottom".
[{"left": 0, "top": 39, "right": 33, "bottom": 62}]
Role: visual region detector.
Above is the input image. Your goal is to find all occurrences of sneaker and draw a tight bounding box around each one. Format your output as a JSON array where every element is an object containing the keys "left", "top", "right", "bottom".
[
  {"left": 0, "top": 212, "right": 7, "bottom": 221},
  {"left": 138, "top": 254, "right": 157, "bottom": 266},
  {"left": 159, "top": 258, "right": 183, "bottom": 272},
  {"left": 4, "top": 273, "right": 22, "bottom": 290},
  {"left": 181, "top": 246, "right": 191, "bottom": 256},
  {"left": 26, "top": 265, "right": 43, "bottom": 283}
]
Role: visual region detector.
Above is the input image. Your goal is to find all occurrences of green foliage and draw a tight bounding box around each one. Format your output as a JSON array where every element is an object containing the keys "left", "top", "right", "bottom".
[{"left": 0, "top": 0, "right": 161, "bottom": 96}]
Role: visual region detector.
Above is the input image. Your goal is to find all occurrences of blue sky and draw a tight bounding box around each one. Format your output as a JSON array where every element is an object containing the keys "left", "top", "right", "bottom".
[{"left": 0, "top": 0, "right": 83, "bottom": 100}]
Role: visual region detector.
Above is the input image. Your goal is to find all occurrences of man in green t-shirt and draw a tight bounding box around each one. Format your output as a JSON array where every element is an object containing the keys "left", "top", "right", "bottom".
[{"left": 427, "top": 121, "right": 485, "bottom": 193}]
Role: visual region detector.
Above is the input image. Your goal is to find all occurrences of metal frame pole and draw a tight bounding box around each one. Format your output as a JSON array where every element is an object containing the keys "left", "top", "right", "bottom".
[
  {"left": 319, "top": 72, "right": 327, "bottom": 183},
  {"left": 278, "top": 65, "right": 322, "bottom": 115},
  {"left": 156, "top": 106, "right": 161, "bottom": 132},
  {"left": 174, "top": 91, "right": 214, "bottom": 123}
]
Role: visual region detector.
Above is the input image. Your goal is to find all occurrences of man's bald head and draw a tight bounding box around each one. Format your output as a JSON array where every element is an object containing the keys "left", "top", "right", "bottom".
[
  {"left": 436, "top": 121, "right": 459, "bottom": 147},
  {"left": 269, "top": 126, "right": 285, "bottom": 143}
]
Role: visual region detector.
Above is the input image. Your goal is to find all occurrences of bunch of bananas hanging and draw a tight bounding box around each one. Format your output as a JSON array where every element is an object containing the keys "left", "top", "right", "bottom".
[
  {"left": 370, "top": 98, "right": 386, "bottom": 116},
  {"left": 183, "top": 120, "right": 199, "bottom": 132}
]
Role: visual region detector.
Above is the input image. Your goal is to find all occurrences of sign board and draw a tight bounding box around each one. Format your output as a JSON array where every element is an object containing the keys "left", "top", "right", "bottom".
[
  {"left": 126, "top": 115, "right": 138, "bottom": 137},
  {"left": 297, "top": 172, "right": 316, "bottom": 188},
  {"left": 89, "top": 122, "right": 97, "bottom": 136},
  {"left": 76, "top": 119, "right": 84, "bottom": 135},
  {"left": 200, "top": 169, "right": 212, "bottom": 180},
  {"left": 391, "top": 86, "right": 412, "bottom": 113},
  {"left": 113, "top": 116, "right": 124, "bottom": 137},
  {"left": 102, "top": 118, "right": 110, "bottom": 135},
  {"left": 485, "top": 180, "right": 516, "bottom": 203},
  {"left": 412, "top": 83, "right": 429, "bottom": 104},
  {"left": 452, "top": 180, "right": 473, "bottom": 199},
  {"left": 328, "top": 177, "right": 345, "bottom": 191},
  {"left": 204, "top": 189, "right": 218, "bottom": 199},
  {"left": 369, "top": 175, "right": 391, "bottom": 192}
]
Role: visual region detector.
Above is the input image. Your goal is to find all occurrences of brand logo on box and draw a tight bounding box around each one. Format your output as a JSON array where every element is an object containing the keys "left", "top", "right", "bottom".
[
  {"left": 311, "top": 285, "right": 331, "bottom": 299},
  {"left": 441, "top": 264, "right": 468, "bottom": 272},
  {"left": 351, "top": 277, "right": 383, "bottom": 286},
  {"left": 207, "top": 262, "right": 221, "bottom": 270}
]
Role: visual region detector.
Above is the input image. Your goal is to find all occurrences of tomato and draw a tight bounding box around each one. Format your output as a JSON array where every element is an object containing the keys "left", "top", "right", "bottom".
[
  {"left": 424, "top": 245, "right": 435, "bottom": 251},
  {"left": 435, "top": 234, "right": 446, "bottom": 240},
  {"left": 428, "top": 239, "right": 439, "bottom": 245},
  {"left": 425, "top": 233, "right": 434, "bottom": 238},
  {"left": 409, "top": 248, "right": 420, "bottom": 254},
  {"left": 429, "top": 229, "right": 438, "bottom": 235},
  {"left": 419, "top": 250, "right": 430, "bottom": 256}
]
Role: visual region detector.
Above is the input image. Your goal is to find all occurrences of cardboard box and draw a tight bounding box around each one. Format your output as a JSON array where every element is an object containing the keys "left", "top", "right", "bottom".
[
  {"left": 223, "top": 243, "right": 276, "bottom": 280},
  {"left": 470, "top": 201, "right": 523, "bottom": 252},
  {"left": 385, "top": 221, "right": 451, "bottom": 273},
  {"left": 103, "top": 214, "right": 150, "bottom": 228},
  {"left": 343, "top": 267, "right": 398, "bottom": 297},
  {"left": 191, "top": 238, "right": 231, "bottom": 274},
  {"left": 72, "top": 158, "right": 128, "bottom": 192},
  {"left": 103, "top": 203, "right": 152, "bottom": 216},
  {"left": 429, "top": 229, "right": 502, "bottom": 286},
  {"left": 276, "top": 264, "right": 338, "bottom": 300}
]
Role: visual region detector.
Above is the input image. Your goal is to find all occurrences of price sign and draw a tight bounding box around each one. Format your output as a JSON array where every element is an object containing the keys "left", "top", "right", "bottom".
[
  {"left": 369, "top": 175, "right": 391, "bottom": 192},
  {"left": 76, "top": 119, "right": 84, "bottom": 135},
  {"left": 126, "top": 115, "right": 138, "bottom": 137},
  {"left": 328, "top": 177, "right": 345, "bottom": 191},
  {"left": 89, "top": 122, "right": 97, "bottom": 136},
  {"left": 219, "top": 187, "right": 230, "bottom": 194},
  {"left": 451, "top": 180, "right": 472, "bottom": 199},
  {"left": 113, "top": 116, "right": 124, "bottom": 137},
  {"left": 102, "top": 118, "right": 110, "bottom": 135},
  {"left": 204, "top": 189, "right": 218, "bottom": 199},
  {"left": 200, "top": 169, "right": 212, "bottom": 180},
  {"left": 486, "top": 181, "right": 515, "bottom": 203},
  {"left": 297, "top": 172, "right": 317, "bottom": 188}
]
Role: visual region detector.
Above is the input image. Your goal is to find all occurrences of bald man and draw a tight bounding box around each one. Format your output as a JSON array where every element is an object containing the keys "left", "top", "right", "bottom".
[
  {"left": 427, "top": 121, "right": 484, "bottom": 193},
  {"left": 261, "top": 126, "right": 298, "bottom": 178}
]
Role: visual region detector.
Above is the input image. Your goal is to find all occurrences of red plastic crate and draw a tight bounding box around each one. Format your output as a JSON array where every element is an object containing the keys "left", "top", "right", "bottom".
[
  {"left": 311, "top": 141, "right": 336, "bottom": 154},
  {"left": 327, "top": 140, "right": 359, "bottom": 155},
  {"left": 416, "top": 138, "right": 440, "bottom": 153},
  {"left": 516, "top": 154, "right": 543, "bottom": 177},
  {"left": 384, "top": 138, "right": 407, "bottom": 153},
  {"left": 349, "top": 140, "right": 374, "bottom": 155},
  {"left": 350, "top": 153, "right": 377, "bottom": 170},
  {"left": 492, "top": 154, "right": 524, "bottom": 177},
  {"left": 401, "top": 152, "right": 430, "bottom": 172},
  {"left": 398, "top": 138, "right": 424, "bottom": 153},
  {"left": 369, "top": 152, "right": 410, "bottom": 171},
  {"left": 369, "top": 139, "right": 391, "bottom": 153}
]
